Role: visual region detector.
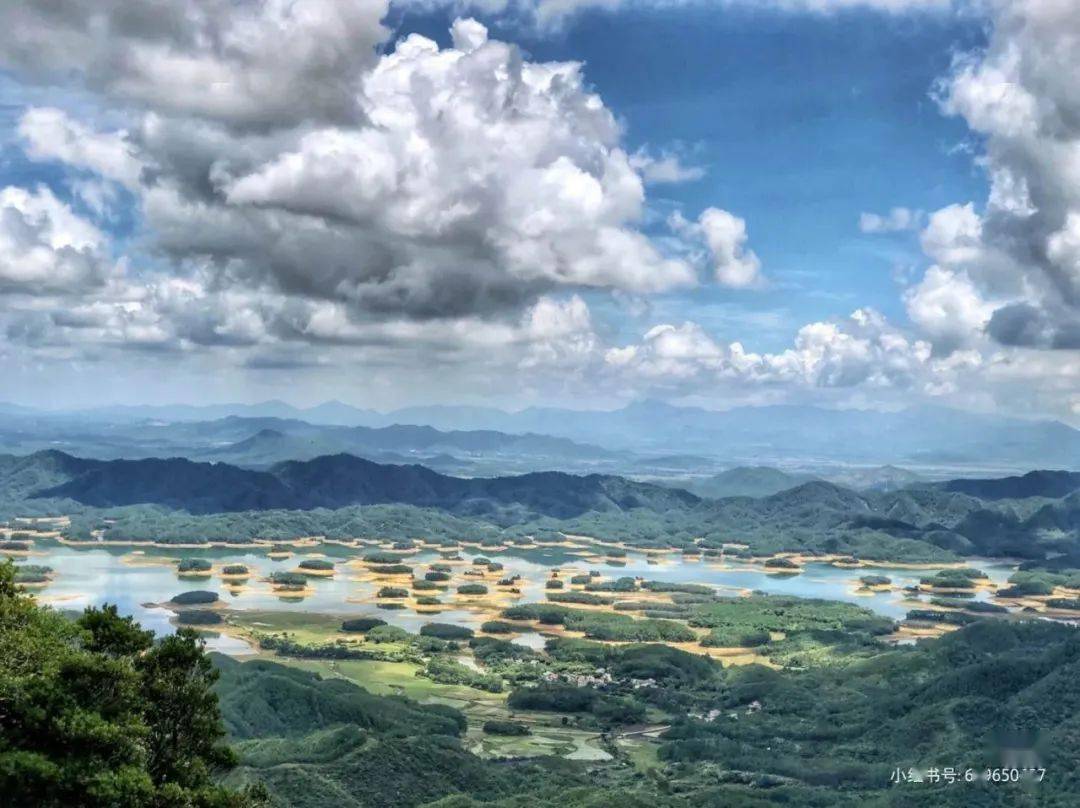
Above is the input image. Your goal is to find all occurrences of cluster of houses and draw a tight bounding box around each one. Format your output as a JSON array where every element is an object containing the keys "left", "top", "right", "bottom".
[{"left": 538, "top": 668, "right": 659, "bottom": 690}]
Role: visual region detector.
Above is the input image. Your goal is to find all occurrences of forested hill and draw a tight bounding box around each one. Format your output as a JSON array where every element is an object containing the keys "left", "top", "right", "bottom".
[
  {"left": 937, "top": 469, "right": 1080, "bottom": 500},
  {"left": 4, "top": 450, "right": 1079, "bottom": 565},
  {"left": 1, "top": 450, "right": 699, "bottom": 519}
]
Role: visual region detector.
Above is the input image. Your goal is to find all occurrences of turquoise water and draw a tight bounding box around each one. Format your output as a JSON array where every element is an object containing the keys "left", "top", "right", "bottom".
[{"left": 16, "top": 540, "right": 1016, "bottom": 647}]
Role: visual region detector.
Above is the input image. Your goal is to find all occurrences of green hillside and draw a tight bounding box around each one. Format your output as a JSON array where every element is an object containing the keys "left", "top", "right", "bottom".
[
  {"left": 3, "top": 451, "right": 1079, "bottom": 565},
  {"left": 4, "top": 451, "right": 697, "bottom": 521}
]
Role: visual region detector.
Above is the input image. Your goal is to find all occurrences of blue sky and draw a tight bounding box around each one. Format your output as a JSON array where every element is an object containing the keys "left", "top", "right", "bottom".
[
  {"left": 393, "top": 4, "right": 988, "bottom": 348},
  {"left": 0, "top": 0, "right": 1076, "bottom": 420}
]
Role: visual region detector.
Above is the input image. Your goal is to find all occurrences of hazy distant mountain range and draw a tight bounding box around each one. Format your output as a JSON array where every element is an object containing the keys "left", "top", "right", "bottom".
[
  {"left": 2, "top": 399, "right": 1075, "bottom": 471},
  {"left": 379, "top": 400, "right": 1079, "bottom": 469},
  {"left": 0, "top": 414, "right": 630, "bottom": 475}
]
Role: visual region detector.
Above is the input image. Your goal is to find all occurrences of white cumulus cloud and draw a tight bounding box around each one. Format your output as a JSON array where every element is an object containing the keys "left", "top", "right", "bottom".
[
  {"left": 671, "top": 208, "right": 763, "bottom": 288},
  {"left": 0, "top": 186, "right": 114, "bottom": 295}
]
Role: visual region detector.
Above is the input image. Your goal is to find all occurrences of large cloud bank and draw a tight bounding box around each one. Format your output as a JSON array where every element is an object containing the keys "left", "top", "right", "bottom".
[{"left": 0, "top": 0, "right": 1076, "bottom": 418}]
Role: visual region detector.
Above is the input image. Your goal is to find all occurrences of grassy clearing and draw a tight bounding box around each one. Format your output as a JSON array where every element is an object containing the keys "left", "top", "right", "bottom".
[
  {"left": 286, "top": 657, "right": 504, "bottom": 705},
  {"left": 618, "top": 738, "right": 661, "bottom": 772},
  {"left": 465, "top": 725, "right": 610, "bottom": 760},
  {"left": 222, "top": 609, "right": 351, "bottom": 645}
]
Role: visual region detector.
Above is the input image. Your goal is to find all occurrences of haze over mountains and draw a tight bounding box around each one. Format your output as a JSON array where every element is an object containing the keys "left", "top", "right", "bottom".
[
  {"left": 0, "top": 413, "right": 631, "bottom": 476},
  {"left": 1, "top": 399, "right": 1077, "bottom": 473},
  {"left": 2, "top": 390, "right": 1078, "bottom": 563}
]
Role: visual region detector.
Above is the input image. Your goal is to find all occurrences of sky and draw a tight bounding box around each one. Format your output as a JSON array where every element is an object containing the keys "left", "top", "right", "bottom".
[{"left": 0, "top": 0, "right": 1077, "bottom": 421}]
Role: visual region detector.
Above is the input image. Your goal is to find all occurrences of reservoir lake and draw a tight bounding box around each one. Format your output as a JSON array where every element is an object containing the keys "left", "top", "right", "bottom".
[{"left": 19, "top": 539, "right": 1017, "bottom": 653}]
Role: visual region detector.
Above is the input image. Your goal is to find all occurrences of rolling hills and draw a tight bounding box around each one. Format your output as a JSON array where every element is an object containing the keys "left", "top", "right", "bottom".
[
  {"left": 2, "top": 448, "right": 1077, "bottom": 565},
  {"left": 5, "top": 451, "right": 698, "bottom": 520}
]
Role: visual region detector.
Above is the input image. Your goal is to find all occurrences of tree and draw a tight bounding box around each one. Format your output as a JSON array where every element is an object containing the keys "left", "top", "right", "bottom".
[
  {"left": 138, "top": 629, "right": 237, "bottom": 791},
  {"left": 0, "top": 560, "right": 263, "bottom": 807},
  {"left": 79, "top": 603, "right": 154, "bottom": 656}
]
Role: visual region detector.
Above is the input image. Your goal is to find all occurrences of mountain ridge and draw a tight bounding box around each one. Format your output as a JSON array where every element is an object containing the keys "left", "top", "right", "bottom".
[
  {"left": 10, "top": 450, "right": 698, "bottom": 520},
  {"left": 4, "top": 399, "right": 1073, "bottom": 469},
  {"left": 938, "top": 470, "right": 1080, "bottom": 500}
]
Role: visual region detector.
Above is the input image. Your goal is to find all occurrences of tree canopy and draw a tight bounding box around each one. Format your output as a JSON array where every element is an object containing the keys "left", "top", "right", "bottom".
[{"left": 0, "top": 559, "right": 264, "bottom": 807}]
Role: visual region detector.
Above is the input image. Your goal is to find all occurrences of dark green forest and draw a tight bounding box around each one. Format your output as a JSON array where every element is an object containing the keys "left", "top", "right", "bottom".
[
  {"left": 0, "top": 560, "right": 263, "bottom": 807},
  {"left": 224, "top": 616, "right": 1080, "bottom": 807}
]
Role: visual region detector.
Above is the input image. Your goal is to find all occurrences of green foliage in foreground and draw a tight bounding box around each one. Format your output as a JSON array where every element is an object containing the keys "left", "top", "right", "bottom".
[
  {"left": 213, "top": 656, "right": 595, "bottom": 808},
  {"left": 658, "top": 620, "right": 1080, "bottom": 806},
  {"left": 204, "top": 610, "right": 1080, "bottom": 807},
  {"left": 214, "top": 656, "right": 465, "bottom": 740},
  {"left": 0, "top": 560, "right": 262, "bottom": 807},
  {"left": 12, "top": 562, "right": 1071, "bottom": 808}
]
